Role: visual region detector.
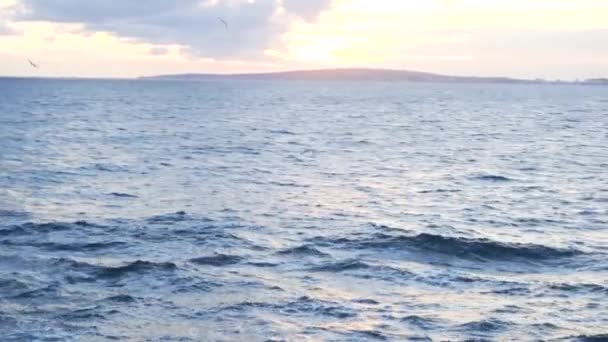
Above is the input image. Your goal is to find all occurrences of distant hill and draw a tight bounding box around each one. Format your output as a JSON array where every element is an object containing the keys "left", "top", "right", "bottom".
[
  {"left": 584, "top": 78, "right": 608, "bottom": 85},
  {"left": 139, "top": 68, "right": 539, "bottom": 84}
]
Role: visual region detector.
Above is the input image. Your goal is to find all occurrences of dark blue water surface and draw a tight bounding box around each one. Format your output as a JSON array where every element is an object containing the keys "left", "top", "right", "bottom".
[{"left": 0, "top": 78, "right": 607, "bottom": 341}]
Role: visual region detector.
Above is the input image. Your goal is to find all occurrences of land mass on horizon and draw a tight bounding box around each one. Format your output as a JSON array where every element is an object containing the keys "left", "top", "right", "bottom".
[
  {"left": 139, "top": 68, "right": 608, "bottom": 84},
  {"left": 139, "top": 68, "right": 538, "bottom": 84}
]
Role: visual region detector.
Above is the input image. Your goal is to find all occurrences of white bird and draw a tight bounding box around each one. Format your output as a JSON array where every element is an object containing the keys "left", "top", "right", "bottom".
[{"left": 28, "top": 59, "right": 39, "bottom": 69}]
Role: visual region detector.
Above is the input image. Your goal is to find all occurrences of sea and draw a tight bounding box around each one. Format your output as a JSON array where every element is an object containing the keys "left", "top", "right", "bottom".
[{"left": 0, "top": 78, "right": 606, "bottom": 341}]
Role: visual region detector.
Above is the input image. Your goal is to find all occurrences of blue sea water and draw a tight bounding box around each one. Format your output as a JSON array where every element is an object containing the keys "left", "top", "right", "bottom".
[{"left": 0, "top": 78, "right": 607, "bottom": 341}]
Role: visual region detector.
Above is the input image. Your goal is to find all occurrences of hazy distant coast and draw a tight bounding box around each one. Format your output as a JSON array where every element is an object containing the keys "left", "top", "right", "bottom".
[
  {"left": 139, "top": 68, "right": 532, "bottom": 83},
  {"left": 139, "top": 68, "right": 607, "bottom": 85}
]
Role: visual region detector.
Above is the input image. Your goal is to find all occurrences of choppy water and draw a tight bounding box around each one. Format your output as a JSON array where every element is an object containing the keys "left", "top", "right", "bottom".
[{"left": 1, "top": 78, "right": 607, "bottom": 341}]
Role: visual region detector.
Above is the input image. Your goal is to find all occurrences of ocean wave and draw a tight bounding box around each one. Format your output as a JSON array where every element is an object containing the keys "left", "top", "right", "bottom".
[
  {"left": 353, "top": 298, "right": 380, "bottom": 305},
  {"left": 2, "top": 240, "right": 126, "bottom": 252},
  {"left": 309, "top": 259, "right": 416, "bottom": 283},
  {"left": 0, "top": 279, "right": 31, "bottom": 298},
  {"left": 577, "top": 334, "right": 608, "bottom": 342},
  {"left": 399, "top": 233, "right": 581, "bottom": 260},
  {"left": 0, "top": 221, "right": 96, "bottom": 236},
  {"left": 0, "top": 315, "right": 18, "bottom": 329},
  {"left": 53, "top": 258, "right": 177, "bottom": 279},
  {"left": 312, "top": 232, "right": 583, "bottom": 261},
  {"left": 103, "top": 294, "right": 137, "bottom": 303},
  {"left": 268, "top": 181, "right": 310, "bottom": 188},
  {"left": 57, "top": 307, "right": 106, "bottom": 321},
  {"left": 97, "top": 260, "right": 178, "bottom": 279},
  {"left": 268, "top": 129, "right": 296, "bottom": 135},
  {"left": 472, "top": 174, "right": 514, "bottom": 182},
  {"left": 88, "top": 163, "right": 129, "bottom": 172},
  {"left": 245, "top": 261, "right": 280, "bottom": 268},
  {"left": 400, "top": 315, "right": 441, "bottom": 329},
  {"left": 277, "top": 245, "right": 329, "bottom": 257},
  {"left": 547, "top": 283, "right": 608, "bottom": 294},
  {"left": 0, "top": 209, "right": 30, "bottom": 218},
  {"left": 457, "top": 318, "right": 511, "bottom": 333},
  {"left": 282, "top": 296, "right": 357, "bottom": 319},
  {"left": 216, "top": 301, "right": 275, "bottom": 313},
  {"left": 309, "top": 259, "right": 371, "bottom": 272},
  {"left": 217, "top": 296, "right": 357, "bottom": 320},
  {"left": 351, "top": 330, "right": 388, "bottom": 340},
  {"left": 486, "top": 286, "right": 531, "bottom": 296},
  {"left": 146, "top": 211, "right": 190, "bottom": 224},
  {"left": 189, "top": 254, "right": 243, "bottom": 267},
  {"left": 418, "top": 189, "right": 461, "bottom": 194},
  {"left": 109, "top": 192, "right": 138, "bottom": 198},
  {"left": 12, "top": 284, "right": 61, "bottom": 300}
]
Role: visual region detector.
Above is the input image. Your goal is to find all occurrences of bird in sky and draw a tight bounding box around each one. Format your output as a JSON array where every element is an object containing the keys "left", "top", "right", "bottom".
[
  {"left": 28, "top": 59, "right": 39, "bottom": 68},
  {"left": 217, "top": 17, "right": 228, "bottom": 30}
]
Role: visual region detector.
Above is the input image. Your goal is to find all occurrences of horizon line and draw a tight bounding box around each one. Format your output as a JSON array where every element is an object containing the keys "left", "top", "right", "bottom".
[{"left": 1, "top": 67, "right": 606, "bottom": 83}]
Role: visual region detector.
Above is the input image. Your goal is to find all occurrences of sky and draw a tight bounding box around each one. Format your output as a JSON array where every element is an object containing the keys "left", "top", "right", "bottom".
[{"left": 0, "top": 0, "right": 607, "bottom": 79}]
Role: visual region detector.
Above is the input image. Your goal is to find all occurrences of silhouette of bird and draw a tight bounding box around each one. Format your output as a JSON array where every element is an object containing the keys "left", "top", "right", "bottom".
[
  {"left": 217, "top": 17, "right": 228, "bottom": 30},
  {"left": 28, "top": 59, "right": 39, "bottom": 69}
]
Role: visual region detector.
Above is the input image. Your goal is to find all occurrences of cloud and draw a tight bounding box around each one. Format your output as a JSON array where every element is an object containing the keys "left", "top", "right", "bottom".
[
  {"left": 282, "top": 0, "right": 333, "bottom": 21},
  {"left": 469, "top": 29, "right": 608, "bottom": 55},
  {"left": 4, "top": 0, "right": 606, "bottom": 79},
  {"left": 148, "top": 46, "right": 169, "bottom": 56},
  {"left": 12, "top": 0, "right": 332, "bottom": 59},
  {"left": 0, "top": 0, "right": 15, "bottom": 34},
  {"left": 0, "top": 23, "right": 13, "bottom": 35}
]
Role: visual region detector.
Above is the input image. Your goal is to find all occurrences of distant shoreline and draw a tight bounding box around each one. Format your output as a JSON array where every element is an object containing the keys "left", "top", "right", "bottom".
[
  {"left": 1, "top": 68, "right": 606, "bottom": 85},
  {"left": 138, "top": 68, "right": 608, "bottom": 85}
]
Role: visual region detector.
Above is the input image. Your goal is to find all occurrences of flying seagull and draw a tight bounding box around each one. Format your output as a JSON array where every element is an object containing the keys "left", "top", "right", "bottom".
[
  {"left": 28, "top": 59, "right": 39, "bottom": 69},
  {"left": 217, "top": 17, "right": 228, "bottom": 30}
]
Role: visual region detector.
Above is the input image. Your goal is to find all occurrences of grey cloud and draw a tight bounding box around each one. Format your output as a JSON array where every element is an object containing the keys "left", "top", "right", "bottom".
[
  {"left": 148, "top": 46, "right": 169, "bottom": 56},
  {"left": 13, "top": 0, "right": 332, "bottom": 59},
  {"left": 282, "top": 0, "right": 331, "bottom": 21}
]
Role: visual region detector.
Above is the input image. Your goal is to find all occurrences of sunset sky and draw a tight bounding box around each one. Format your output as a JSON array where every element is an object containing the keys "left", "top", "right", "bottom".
[{"left": 1, "top": 0, "right": 607, "bottom": 79}]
